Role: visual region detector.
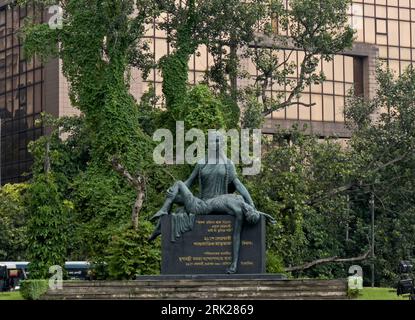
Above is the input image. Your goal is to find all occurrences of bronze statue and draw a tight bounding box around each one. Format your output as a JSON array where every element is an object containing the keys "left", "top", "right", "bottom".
[{"left": 149, "top": 132, "right": 274, "bottom": 274}]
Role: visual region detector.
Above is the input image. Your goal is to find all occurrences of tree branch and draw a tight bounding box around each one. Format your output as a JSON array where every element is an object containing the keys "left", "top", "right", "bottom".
[
  {"left": 307, "top": 152, "right": 411, "bottom": 205},
  {"left": 284, "top": 101, "right": 316, "bottom": 108},
  {"left": 262, "top": 52, "right": 314, "bottom": 116},
  {"left": 284, "top": 250, "right": 370, "bottom": 272}
]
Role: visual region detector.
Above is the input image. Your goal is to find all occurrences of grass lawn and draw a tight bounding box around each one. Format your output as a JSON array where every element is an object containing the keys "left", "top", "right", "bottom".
[
  {"left": 0, "top": 292, "right": 24, "bottom": 300},
  {"left": 357, "top": 287, "right": 409, "bottom": 300}
]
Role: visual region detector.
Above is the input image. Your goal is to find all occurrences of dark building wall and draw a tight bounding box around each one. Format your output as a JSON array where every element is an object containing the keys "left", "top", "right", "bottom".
[{"left": 0, "top": 1, "right": 44, "bottom": 185}]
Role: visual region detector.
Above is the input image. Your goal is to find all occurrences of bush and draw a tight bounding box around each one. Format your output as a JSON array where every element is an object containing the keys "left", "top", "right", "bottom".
[
  {"left": 106, "top": 221, "right": 161, "bottom": 279},
  {"left": 347, "top": 288, "right": 362, "bottom": 299},
  {"left": 266, "top": 251, "right": 285, "bottom": 274},
  {"left": 20, "top": 280, "right": 49, "bottom": 300},
  {"left": 25, "top": 173, "right": 70, "bottom": 279}
]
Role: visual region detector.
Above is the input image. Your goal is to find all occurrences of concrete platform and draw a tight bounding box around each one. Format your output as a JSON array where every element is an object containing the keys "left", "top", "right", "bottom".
[{"left": 41, "top": 277, "right": 348, "bottom": 300}]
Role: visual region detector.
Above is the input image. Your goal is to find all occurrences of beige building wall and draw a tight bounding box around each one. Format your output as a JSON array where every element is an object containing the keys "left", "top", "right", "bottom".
[
  {"left": 128, "top": 1, "right": 414, "bottom": 137},
  {"left": 3, "top": 0, "right": 415, "bottom": 184}
]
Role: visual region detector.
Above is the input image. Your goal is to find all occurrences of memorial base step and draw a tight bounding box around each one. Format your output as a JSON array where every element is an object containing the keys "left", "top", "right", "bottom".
[{"left": 41, "top": 277, "right": 348, "bottom": 300}]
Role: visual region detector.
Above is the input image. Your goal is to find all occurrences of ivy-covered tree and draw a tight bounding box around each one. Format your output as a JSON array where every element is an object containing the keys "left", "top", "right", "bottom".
[
  {"left": 18, "top": 1, "right": 169, "bottom": 267},
  {"left": 19, "top": 0, "right": 155, "bottom": 172}
]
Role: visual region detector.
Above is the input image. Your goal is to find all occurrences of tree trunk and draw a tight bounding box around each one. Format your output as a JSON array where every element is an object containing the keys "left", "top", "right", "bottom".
[
  {"left": 132, "top": 185, "right": 145, "bottom": 230},
  {"left": 111, "top": 157, "right": 145, "bottom": 230}
]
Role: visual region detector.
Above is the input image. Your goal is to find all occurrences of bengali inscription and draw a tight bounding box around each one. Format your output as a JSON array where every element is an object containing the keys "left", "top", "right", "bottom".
[{"left": 161, "top": 215, "right": 265, "bottom": 274}]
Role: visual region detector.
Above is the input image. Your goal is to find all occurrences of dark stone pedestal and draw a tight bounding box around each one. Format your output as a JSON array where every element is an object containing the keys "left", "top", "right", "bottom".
[{"left": 161, "top": 214, "right": 266, "bottom": 274}]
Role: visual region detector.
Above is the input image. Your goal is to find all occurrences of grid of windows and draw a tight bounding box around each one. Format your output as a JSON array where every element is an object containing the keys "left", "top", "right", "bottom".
[
  {"left": 241, "top": 49, "right": 355, "bottom": 123},
  {"left": 136, "top": 7, "right": 356, "bottom": 124},
  {"left": 0, "top": 4, "right": 43, "bottom": 184},
  {"left": 264, "top": 0, "right": 359, "bottom": 123},
  {"left": 351, "top": 0, "right": 415, "bottom": 73},
  {"left": 136, "top": 1, "right": 415, "bottom": 126},
  {"left": 2, "top": 1, "right": 414, "bottom": 183}
]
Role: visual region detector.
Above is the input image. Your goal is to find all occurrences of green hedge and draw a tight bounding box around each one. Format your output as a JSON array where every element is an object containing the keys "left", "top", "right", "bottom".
[{"left": 20, "top": 280, "right": 49, "bottom": 300}]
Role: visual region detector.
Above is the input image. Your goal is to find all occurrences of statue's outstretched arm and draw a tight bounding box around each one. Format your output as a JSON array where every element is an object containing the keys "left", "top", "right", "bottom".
[
  {"left": 184, "top": 164, "right": 199, "bottom": 188},
  {"left": 233, "top": 178, "right": 255, "bottom": 208}
]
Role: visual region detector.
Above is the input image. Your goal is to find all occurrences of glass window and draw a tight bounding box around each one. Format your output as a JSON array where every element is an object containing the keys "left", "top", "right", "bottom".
[
  {"left": 0, "top": 10, "right": 5, "bottom": 26},
  {"left": 376, "top": 18, "right": 387, "bottom": 34},
  {"left": 323, "top": 95, "right": 334, "bottom": 122},
  {"left": 298, "top": 102, "right": 311, "bottom": 121},
  {"left": 285, "top": 104, "right": 297, "bottom": 120},
  {"left": 0, "top": 94, "right": 5, "bottom": 110},
  {"left": 376, "top": 5, "right": 387, "bottom": 18},
  {"left": 400, "top": 0, "right": 410, "bottom": 8},
  {"left": 389, "top": 47, "right": 400, "bottom": 59},
  {"left": 364, "top": 18, "right": 376, "bottom": 43},
  {"left": 399, "top": 9, "right": 410, "bottom": 21},
  {"left": 26, "top": 86, "right": 33, "bottom": 115},
  {"left": 377, "top": 34, "right": 387, "bottom": 45},
  {"left": 364, "top": 4, "right": 375, "bottom": 17},
  {"left": 333, "top": 56, "right": 344, "bottom": 82},
  {"left": 34, "top": 83, "right": 42, "bottom": 113},
  {"left": 311, "top": 95, "right": 322, "bottom": 121},
  {"left": 0, "top": 36, "right": 5, "bottom": 51},
  {"left": 388, "top": 20, "right": 399, "bottom": 46},
  {"left": 388, "top": 7, "right": 398, "bottom": 20},
  {"left": 400, "top": 22, "right": 411, "bottom": 47}
]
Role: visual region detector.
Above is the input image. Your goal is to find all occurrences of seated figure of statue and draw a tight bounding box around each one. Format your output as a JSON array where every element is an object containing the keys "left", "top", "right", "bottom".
[{"left": 149, "top": 132, "right": 274, "bottom": 274}]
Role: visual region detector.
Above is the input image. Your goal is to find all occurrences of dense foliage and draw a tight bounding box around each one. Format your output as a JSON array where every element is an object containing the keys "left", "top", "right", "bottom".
[
  {"left": 344, "top": 66, "right": 415, "bottom": 285},
  {"left": 106, "top": 221, "right": 161, "bottom": 279},
  {"left": 247, "top": 128, "right": 357, "bottom": 278},
  {"left": 0, "top": 184, "right": 28, "bottom": 261},
  {"left": 19, "top": 280, "right": 49, "bottom": 300},
  {"left": 0, "top": 1, "right": 412, "bottom": 286},
  {"left": 25, "top": 173, "right": 70, "bottom": 279}
]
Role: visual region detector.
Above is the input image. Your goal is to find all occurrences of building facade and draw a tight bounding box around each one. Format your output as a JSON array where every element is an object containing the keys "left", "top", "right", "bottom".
[
  {"left": 0, "top": 1, "right": 76, "bottom": 184},
  {"left": 0, "top": 0, "right": 414, "bottom": 184}
]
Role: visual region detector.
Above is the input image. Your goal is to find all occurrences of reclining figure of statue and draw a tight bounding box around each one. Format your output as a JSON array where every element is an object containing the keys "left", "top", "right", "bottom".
[
  {"left": 149, "top": 132, "right": 275, "bottom": 274},
  {"left": 151, "top": 181, "right": 275, "bottom": 274}
]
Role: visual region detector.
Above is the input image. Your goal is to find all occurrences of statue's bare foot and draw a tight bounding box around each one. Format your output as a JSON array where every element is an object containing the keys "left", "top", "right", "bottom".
[
  {"left": 226, "top": 263, "right": 237, "bottom": 274},
  {"left": 148, "top": 229, "right": 161, "bottom": 242}
]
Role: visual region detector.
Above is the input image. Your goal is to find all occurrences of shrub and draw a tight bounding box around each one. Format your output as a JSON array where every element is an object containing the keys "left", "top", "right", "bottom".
[
  {"left": 25, "top": 173, "right": 70, "bottom": 279},
  {"left": 347, "top": 288, "right": 362, "bottom": 299},
  {"left": 266, "top": 251, "right": 285, "bottom": 274},
  {"left": 20, "top": 280, "right": 49, "bottom": 300},
  {"left": 106, "top": 221, "right": 161, "bottom": 279}
]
